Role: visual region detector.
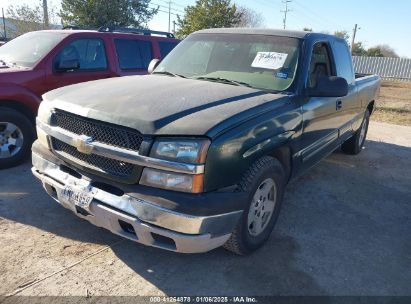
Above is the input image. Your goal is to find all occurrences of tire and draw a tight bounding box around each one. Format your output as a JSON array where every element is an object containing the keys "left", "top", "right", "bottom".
[
  {"left": 0, "top": 108, "right": 35, "bottom": 169},
  {"left": 223, "top": 156, "right": 286, "bottom": 255},
  {"left": 341, "top": 109, "right": 370, "bottom": 155}
]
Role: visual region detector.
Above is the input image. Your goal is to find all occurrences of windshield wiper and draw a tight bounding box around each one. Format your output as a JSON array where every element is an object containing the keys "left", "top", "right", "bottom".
[
  {"left": 0, "top": 59, "right": 9, "bottom": 67},
  {"left": 153, "top": 71, "right": 187, "bottom": 78},
  {"left": 194, "top": 76, "right": 254, "bottom": 88}
]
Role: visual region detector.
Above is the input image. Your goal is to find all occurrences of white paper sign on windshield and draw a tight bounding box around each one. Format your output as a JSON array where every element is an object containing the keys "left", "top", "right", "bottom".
[{"left": 251, "top": 52, "right": 288, "bottom": 70}]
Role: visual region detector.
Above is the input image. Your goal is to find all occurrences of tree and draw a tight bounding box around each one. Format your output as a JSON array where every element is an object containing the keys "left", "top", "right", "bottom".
[
  {"left": 303, "top": 27, "right": 312, "bottom": 32},
  {"left": 352, "top": 42, "right": 367, "bottom": 56},
  {"left": 236, "top": 6, "right": 264, "bottom": 28},
  {"left": 367, "top": 44, "right": 399, "bottom": 58},
  {"left": 334, "top": 30, "right": 350, "bottom": 43},
  {"left": 6, "top": 1, "right": 58, "bottom": 36},
  {"left": 366, "top": 47, "right": 384, "bottom": 57},
  {"left": 176, "top": 0, "right": 242, "bottom": 38},
  {"left": 59, "top": 0, "right": 158, "bottom": 28}
]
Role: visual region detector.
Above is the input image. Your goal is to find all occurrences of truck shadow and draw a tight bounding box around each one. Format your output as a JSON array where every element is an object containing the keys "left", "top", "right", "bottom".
[{"left": 0, "top": 139, "right": 410, "bottom": 296}]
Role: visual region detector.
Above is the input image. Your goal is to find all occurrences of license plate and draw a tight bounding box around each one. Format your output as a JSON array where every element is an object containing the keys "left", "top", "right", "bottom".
[{"left": 62, "top": 185, "right": 94, "bottom": 209}]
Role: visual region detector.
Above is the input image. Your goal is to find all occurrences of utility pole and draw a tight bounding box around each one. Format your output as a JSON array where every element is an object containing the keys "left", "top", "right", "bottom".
[
  {"left": 2, "top": 8, "right": 6, "bottom": 40},
  {"left": 168, "top": 0, "right": 171, "bottom": 33},
  {"left": 42, "top": 0, "right": 49, "bottom": 28},
  {"left": 351, "top": 24, "right": 360, "bottom": 54},
  {"left": 281, "top": 0, "right": 292, "bottom": 30}
]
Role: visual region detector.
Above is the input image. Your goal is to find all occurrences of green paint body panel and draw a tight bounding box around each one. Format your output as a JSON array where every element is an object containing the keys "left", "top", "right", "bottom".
[{"left": 36, "top": 29, "right": 381, "bottom": 215}]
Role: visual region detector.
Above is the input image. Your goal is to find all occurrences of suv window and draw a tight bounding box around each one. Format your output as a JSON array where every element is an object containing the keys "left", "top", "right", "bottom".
[
  {"left": 308, "top": 42, "right": 334, "bottom": 88},
  {"left": 333, "top": 40, "right": 355, "bottom": 85},
  {"left": 54, "top": 38, "right": 107, "bottom": 70},
  {"left": 115, "top": 39, "right": 153, "bottom": 70},
  {"left": 158, "top": 41, "right": 179, "bottom": 58}
]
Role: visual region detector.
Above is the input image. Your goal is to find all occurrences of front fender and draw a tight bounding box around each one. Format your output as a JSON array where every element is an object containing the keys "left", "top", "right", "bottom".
[
  {"left": 203, "top": 102, "right": 302, "bottom": 192},
  {"left": 0, "top": 82, "right": 42, "bottom": 114}
]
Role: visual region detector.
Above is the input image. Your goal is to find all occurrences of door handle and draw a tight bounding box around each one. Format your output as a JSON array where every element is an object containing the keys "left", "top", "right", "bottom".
[{"left": 336, "top": 100, "right": 343, "bottom": 111}]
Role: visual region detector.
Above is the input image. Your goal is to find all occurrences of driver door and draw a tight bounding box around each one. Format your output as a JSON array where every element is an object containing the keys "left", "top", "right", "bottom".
[
  {"left": 299, "top": 41, "right": 344, "bottom": 170},
  {"left": 45, "top": 38, "right": 113, "bottom": 92}
]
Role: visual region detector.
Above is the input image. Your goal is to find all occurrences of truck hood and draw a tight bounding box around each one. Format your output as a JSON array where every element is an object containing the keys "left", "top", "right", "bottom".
[{"left": 43, "top": 75, "right": 288, "bottom": 137}]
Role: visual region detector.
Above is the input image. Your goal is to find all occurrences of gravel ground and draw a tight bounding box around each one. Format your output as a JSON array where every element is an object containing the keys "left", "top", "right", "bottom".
[{"left": 0, "top": 121, "right": 410, "bottom": 297}]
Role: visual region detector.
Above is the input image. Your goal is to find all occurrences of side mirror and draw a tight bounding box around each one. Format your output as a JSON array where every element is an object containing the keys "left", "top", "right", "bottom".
[
  {"left": 148, "top": 58, "right": 161, "bottom": 74},
  {"left": 56, "top": 59, "right": 80, "bottom": 72},
  {"left": 307, "top": 76, "right": 348, "bottom": 97}
]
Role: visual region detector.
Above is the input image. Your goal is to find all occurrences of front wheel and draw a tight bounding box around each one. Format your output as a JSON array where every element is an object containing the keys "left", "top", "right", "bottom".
[
  {"left": 223, "top": 156, "right": 286, "bottom": 255},
  {"left": 0, "top": 108, "right": 35, "bottom": 169}
]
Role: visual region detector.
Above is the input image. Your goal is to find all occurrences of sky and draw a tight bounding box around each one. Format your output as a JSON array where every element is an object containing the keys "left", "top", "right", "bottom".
[{"left": 2, "top": 0, "right": 411, "bottom": 57}]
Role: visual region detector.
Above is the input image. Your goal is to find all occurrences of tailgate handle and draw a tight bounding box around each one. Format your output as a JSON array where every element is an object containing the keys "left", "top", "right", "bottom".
[{"left": 336, "top": 99, "right": 343, "bottom": 110}]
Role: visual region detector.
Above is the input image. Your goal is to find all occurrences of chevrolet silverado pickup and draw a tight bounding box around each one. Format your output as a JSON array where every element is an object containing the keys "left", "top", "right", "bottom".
[
  {"left": 32, "top": 28, "right": 380, "bottom": 255},
  {"left": 0, "top": 27, "right": 179, "bottom": 169}
]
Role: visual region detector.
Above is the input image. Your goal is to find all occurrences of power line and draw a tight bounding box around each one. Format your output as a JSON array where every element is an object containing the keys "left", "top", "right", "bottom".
[
  {"left": 293, "top": 0, "right": 340, "bottom": 30},
  {"left": 281, "top": 0, "right": 292, "bottom": 29},
  {"left": 158, "top": 0, "right": 186, "bottom": 9},
  {"left": 151, "top": 0, "right": 185, "bottom": 32},
  {"left": 151, "top": 2, "right": 184, "bottom": 14},
  {"left": 292, "top": 7, "right": 332, "bottom": 30},
  {"left": 150, "top": 7, "right": 179, "bottom": 16}
]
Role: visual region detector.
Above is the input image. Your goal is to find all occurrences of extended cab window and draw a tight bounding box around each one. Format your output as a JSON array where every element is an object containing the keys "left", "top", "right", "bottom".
[
  {"left": 115, "top": 39, "right": 153, "bottom": 70},
  {"left": 333, "top": 40, "right": 355, "bottom": 85},
  {"left": 54, "top": 38, "right": 107, "bottom": 71},
  {"left": 155, "top": 34, "right": 300, "bottom": 92},
  {"left": 158, "top": 41, "right": 179, "bottom": 58},
  {"left": 308, "top": 42, "right": 334, "bottom": 88}
]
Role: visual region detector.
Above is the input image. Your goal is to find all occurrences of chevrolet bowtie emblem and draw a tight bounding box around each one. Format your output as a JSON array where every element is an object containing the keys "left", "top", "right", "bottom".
[{"left": 73, "top": 135, "right": 94, "bottom": 154}]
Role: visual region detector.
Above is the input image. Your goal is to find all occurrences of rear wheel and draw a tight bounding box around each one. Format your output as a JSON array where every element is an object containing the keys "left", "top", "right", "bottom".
[
  {"left": 341, "top": 109, "right": 370, "bottom": 155},
  {"left": 0, "top": 108, "right": 35, "bottom": 169},
  {"left": 223, "top": 156, "right": 286, "bottom": 255}
]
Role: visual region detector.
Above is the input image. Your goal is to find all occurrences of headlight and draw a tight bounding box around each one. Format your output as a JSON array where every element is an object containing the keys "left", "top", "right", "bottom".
[
  {"left": 36, "top": 102, "right": 52, "bottom": 149},
  {"left": 37, "top": 101, "right": 52, "bottom": 124},
  {"left": 36, "top": 126, "right": 50, "bottom": 149},
  {"left": 150, "top": 139, "right": 210, "bottom": 164},
  {"left": 144, "top": 138, "right": 210, "bottom": 193},
  {"left": 140, "top": 168, "right": 204, "bottom": 193}
]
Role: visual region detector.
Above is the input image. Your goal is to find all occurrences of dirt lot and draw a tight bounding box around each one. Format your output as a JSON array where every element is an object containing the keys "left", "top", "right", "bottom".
[
  {"left": 374, "top": 81, "right": 411, "bottom": 126},
  {"left": 0, "top": 121, "right": 410, "bottom": 298}
]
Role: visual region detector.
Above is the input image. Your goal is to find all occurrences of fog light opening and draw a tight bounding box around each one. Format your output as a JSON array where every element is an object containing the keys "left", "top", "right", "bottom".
[
  {"left": 151, "top": 233, "right": 176, "bottom": 250},
  {"left": 118, "top": 220, "right": 137, "bottom": 237}
]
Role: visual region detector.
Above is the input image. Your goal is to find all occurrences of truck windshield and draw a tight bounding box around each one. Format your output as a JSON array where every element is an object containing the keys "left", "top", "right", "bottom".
[
  {"left": 0, "top": 31, "right": 66, "bottom": 68},
  {"left": 155, "top": 33, "right": 300, "bottom": 92}
]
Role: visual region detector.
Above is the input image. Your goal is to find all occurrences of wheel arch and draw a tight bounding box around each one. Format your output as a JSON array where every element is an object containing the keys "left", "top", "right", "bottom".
[
  {"left": 266, "top": 145, "right": 292, "bottom": 182},
  {"left": 367, "top": 100, "right": 375, "bottom": 115},
  {"left": 0, "top": 100, "right": 36, "bottom": 125}
]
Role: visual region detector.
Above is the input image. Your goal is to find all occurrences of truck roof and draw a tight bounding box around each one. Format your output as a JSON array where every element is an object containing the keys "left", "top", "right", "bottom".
[{"left": 195, "top": 28, "right": 343, "bottom": 42}]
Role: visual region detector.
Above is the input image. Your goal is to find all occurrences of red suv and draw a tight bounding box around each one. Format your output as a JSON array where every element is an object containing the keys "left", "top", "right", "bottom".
[{"left": 0, "top": 27, "right": 179, "bottom": 168}]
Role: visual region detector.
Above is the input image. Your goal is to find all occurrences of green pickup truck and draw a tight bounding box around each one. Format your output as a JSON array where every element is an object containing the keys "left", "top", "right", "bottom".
[{"left": 32, "top": 28, "right": 380, "bottom": 255}]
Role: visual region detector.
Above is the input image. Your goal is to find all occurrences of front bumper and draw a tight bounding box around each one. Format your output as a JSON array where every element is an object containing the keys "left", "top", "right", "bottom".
[{"left": 32, "top": 152, "right": 243, "bottom": 253}]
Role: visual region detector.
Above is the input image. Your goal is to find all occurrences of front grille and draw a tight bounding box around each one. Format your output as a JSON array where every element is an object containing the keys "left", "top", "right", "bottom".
[
  {"left": 52, "top": 139, "right": 135, "bottom": 178},
  {"left": 51, "top": 110, "right": 143, "bottom": 151}
]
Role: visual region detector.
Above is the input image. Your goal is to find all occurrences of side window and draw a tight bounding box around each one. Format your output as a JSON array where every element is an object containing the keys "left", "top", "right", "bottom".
[
  {"left": 308, "top": 42, "right": 334, "bottom": 88},
  {"left": 333, "top": 41, "right": 355, "bottom": 85},
  {"left": 114, "top": 39, "right": 153, "bottom": 70},
  {"left": 158, "top": 41, "right": 179, "bottom": 58},
  {"left": 54, "top": 38, "right": 107, "bottom": 71}
]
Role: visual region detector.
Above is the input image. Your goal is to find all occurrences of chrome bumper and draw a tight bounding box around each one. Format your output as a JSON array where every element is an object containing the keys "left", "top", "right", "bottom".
[{"left": 32, "top": 152, "right": 241, "bottom": 253}]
